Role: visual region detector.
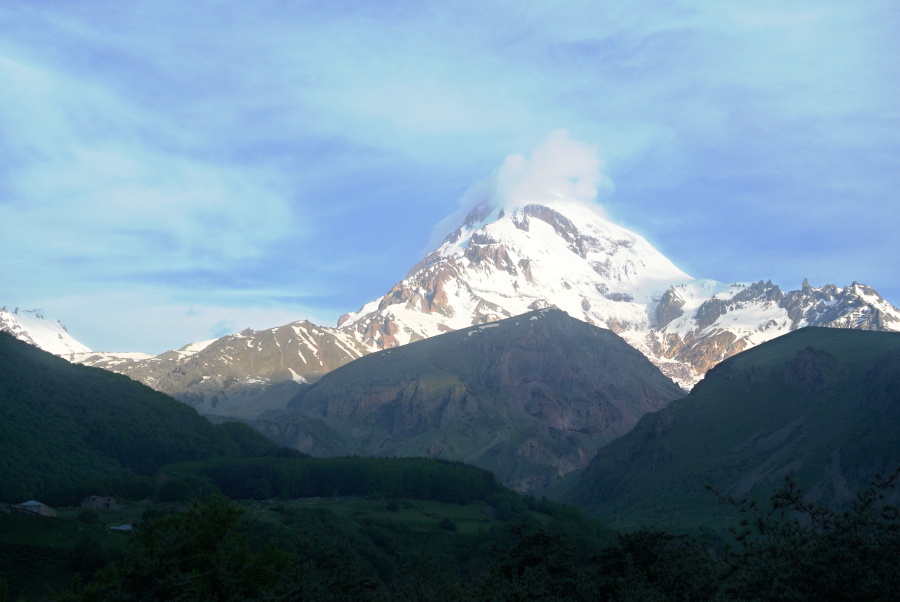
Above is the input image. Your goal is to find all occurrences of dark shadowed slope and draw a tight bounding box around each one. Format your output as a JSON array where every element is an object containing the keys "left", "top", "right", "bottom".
[
  {"left": 255, "top": 308, "right": 684, "bottom": 491},
  {"left": 550, "top": 327, "right": 900, "bottom": 529},
  {"left": 0, "top": 332, "right": 279, "bottom": 502}
]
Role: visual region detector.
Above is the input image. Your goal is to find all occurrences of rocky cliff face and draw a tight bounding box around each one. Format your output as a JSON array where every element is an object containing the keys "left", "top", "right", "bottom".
[
  {"left": 73, "top": 320, "right": 369, "bottom": 418},
  {"left": 260, "top": 309, "right": 685, "bottom": 491}
]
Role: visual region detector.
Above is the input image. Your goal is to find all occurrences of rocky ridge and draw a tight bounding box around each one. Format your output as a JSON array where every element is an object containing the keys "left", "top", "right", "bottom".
[
  {"left": 627, "top": 278, "right": 900, "bottom": 385},
  {"left": 71, "top": 320, "right": 369, "bottom": 418}
]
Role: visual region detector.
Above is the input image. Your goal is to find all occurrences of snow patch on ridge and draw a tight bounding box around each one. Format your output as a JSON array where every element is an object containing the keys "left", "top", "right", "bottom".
[
  {"left": 0, "top": 307, "right": 91, "bottom": 356},
  {"left": 178, "top": 339, "right": 217, "bottom": 355}
]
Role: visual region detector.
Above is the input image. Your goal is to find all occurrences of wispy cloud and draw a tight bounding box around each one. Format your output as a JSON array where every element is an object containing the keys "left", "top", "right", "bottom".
[{"left": 0, "top": 43, "right": 294, "bottom": 262}]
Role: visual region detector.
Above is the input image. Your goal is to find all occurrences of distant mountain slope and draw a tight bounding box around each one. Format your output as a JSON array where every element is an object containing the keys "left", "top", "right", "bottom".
[
  {"left": 73, "top": 320, "right": 369, "bottom": 419},
  {"left": 0, "top": 332, "right": 280, "bottom": 502},
  {"left": 254, "top": 309, "right": 684, "bottom": 491},
  {"left": 549, "top": 327, "right": 900, "bottom": 529},
  {"left": 0, "top": 306, "right": 90, "bottom": 355}
]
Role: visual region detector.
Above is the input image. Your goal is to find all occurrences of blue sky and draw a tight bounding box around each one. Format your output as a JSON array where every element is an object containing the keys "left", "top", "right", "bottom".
[{"left": 2, "top": 1, "right": 898, "bottom": 353}]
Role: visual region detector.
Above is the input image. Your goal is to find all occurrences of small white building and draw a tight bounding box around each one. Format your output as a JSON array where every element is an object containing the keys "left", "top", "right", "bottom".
[{"left": 14, "top": 500, "right": 57, "bottom": 517}]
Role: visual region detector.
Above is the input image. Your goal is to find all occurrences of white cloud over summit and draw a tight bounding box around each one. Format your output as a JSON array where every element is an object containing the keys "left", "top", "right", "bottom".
[
  {"left": 430, "top": 131, "right": 609, "bottom": 247},
  {"left": 494, "top": 130, "right": 606, "bottom": 209}
]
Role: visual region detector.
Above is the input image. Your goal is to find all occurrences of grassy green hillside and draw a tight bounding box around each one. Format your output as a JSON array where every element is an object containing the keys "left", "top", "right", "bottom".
[
  {"left": 551, "top": 327, "right": 900, "bottom": 530},
  {"left": 1, "top": 330, "right": 617, "bottom": 598},
  {"left": 0, "top": 332, "right": 283, "bottom": 503},
  {"left": 1, "top": 449, "right": 596, "bottom": 600}
]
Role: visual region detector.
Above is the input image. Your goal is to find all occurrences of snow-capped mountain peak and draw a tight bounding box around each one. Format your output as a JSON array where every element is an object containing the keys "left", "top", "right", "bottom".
[
  {"left": 338, "top": 195, "right": 692, "bottom": 351},
  {"left": 336, "top": 192, "right": 900, "bottom": 388}
]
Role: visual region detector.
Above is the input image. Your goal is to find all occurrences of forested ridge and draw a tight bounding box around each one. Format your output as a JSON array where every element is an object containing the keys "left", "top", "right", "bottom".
[{"left": 0, "top": 332, "right": 286, "bottom": 502}]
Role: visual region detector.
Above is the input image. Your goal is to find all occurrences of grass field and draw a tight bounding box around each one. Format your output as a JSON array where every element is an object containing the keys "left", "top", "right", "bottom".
[{"left": 237, "top": 495, "right": 558, "bottom": 535}]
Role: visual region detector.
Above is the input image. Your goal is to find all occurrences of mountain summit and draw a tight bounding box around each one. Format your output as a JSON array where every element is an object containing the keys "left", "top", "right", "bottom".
[
  {"left": 338, "top": 196, "right": 900, "bottom": 387},
  {"left": 338, "top": 196, "right": 691, "bottom": 350},
  {"left": 34, "top": 129, "right": 897, "bottom": 394}
]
